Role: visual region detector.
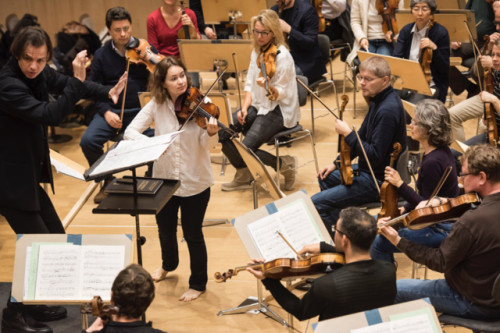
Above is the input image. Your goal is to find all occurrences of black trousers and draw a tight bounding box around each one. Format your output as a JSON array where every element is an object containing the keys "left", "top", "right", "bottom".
[{"left": 156, "top": 187, "right": 210, "bottom": 292}]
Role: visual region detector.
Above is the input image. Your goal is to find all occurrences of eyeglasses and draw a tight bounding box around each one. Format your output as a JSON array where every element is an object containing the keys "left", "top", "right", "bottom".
[
  {"left": 459, "top": 172, "right": 476, "bottom": 178},
  {"left": 112, "top": 26, "right": 130, "bottom": 34},
  {"left": 331, "top": 225, "right": 348, "bottom": 238},
  {"left": 252, "top": 29, "right": 271, "bottom": 37},
  {"left": 358, "top": 75, "right": 382, "bottom": 83}
]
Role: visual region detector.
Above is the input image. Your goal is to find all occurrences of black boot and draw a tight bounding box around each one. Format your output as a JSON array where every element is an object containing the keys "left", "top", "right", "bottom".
[
  {"left": 24, "top": 305, "right": 67, "bottom": 322},
  {"left": 1, "top": 307, "right": 52, "bottom": 333}
]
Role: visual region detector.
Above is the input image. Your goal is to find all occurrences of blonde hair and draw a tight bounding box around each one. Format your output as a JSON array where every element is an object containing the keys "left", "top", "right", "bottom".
[{"left": 250, "top": 9, "right": 286, "bottom": 51}]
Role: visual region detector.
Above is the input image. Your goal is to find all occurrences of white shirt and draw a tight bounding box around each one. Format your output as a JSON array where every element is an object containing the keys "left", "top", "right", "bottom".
[
  {"left": 322, "top": 0, "right": 346, "bottom": 20},
  {"left": 244, "top": 45, "right": 300, "bottom": 128},
  {"left": 367, "top": 0, "right": 385, "bottom": 40},
  {"left": 124, "top": 97, "right": 218, "bottom": 197},
  {"left": 410, "top": 23, "right": 435, "bottom": 87}
]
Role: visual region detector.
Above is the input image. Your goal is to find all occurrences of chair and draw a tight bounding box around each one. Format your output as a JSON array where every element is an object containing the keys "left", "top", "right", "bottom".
[
  {"left": 272, "top": 124, "right": 319, "bottom": 190},
  {"left": 439, "top": 273, "right": 500, "bottom": 332},
  {"left": 207, "top": 91, "right": 233, "bottom": 176}
]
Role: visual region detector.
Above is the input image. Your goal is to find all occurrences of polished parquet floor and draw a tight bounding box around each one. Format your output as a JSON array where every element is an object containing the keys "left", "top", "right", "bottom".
[{"left": 0, "top": 56, "right": 476, "bottom": 332}]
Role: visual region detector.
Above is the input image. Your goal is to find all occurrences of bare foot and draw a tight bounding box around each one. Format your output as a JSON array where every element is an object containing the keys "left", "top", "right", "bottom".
[
  {"left": 179, "top": 289, "right": 205, "bottom": 302},
  {"left": 151, "top": 267, "right": 168, "bottom": 282}
]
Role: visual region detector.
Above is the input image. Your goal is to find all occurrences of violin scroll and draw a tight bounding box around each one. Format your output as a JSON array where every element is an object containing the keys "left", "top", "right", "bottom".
[
  {"left": 80, "top": 296, "right": 119, "bottom": 320},
  {"left": 214, "top": 269, "right": 237, "bottom": 283},
  {"left": 125, "top": 38, "right": 165, "bottom": 73}
]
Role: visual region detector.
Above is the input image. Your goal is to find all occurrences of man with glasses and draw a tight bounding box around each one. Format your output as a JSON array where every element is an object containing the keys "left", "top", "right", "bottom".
[
  {"left": 271, "top": 0, "right": 326, "bottom": 84},
  {"left": 379, "top": 144, "right": 500, "bottom": 320},
  {"left": 80, "top": 7, "right": 153, "bottom": 203},
  {"left": 312, "top": 56, "right": 406, "bottom": 237},
  {"left": 247, "top": 207, "right": 396, "bottom": 321}
]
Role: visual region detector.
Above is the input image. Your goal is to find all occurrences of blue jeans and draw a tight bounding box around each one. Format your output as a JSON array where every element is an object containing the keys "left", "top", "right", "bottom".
[
  {"left": 370, "top": 223, "right": 453, "bottom": 263},
  {"left": 396, "top": 279, "right": 500, "bottom": 319},
  {"left": 312, "top": 165, "right": 380, "bottom": 237},
  {"left": 368, "top": 39, "right": 393, "bottom": 56}
]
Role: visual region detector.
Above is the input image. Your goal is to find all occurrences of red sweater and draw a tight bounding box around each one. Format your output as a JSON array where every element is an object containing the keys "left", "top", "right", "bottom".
[{"left": 147, "top": 7, "right": 200, "bottom": 57}]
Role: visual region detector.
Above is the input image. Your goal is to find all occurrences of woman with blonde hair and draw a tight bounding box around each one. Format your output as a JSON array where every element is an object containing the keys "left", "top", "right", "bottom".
[{"left": 219, "top": 9, "right": 300, "bottom": 192}]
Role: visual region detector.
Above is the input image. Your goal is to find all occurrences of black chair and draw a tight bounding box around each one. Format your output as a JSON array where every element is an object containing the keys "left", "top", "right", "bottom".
[{"left": 439, "top": 273, "right": 500, "bottom": 333}]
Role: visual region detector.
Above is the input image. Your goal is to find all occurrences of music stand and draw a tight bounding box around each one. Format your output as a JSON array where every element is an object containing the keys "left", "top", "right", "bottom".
[
  {"left": 396, "top": 9, "right": 476, "bottom": 42},
  {"left": 201, "top": 0, "right": 267, "bottom": 24},
  {"left": 357, "top": 52, "right": 432, "bottom": 96}
]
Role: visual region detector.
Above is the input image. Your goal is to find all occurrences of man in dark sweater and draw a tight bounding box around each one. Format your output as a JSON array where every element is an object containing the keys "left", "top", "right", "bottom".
[
  {"left": 271, "top": 0, "right": 326, "bottom": 84},
  {"left": 79, "top": 7, "right": 152, "bottom": 202},
  {"left": 248, "top": 207, "right": 397, "bottom": 321},
  {"left": 379, "top": 144, "right": 500, "bottom": 320},
  {"left": 312, "top": 56, "right": 407, "bottom": 235}
]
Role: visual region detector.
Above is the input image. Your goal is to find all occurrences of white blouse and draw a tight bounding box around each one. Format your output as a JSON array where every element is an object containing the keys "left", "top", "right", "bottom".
[
  {"left": 244, "top": 45, "right": 300, "bottom": 128},
  {"left": 124, "top": 97, "right": 218, "bottom": 197}
]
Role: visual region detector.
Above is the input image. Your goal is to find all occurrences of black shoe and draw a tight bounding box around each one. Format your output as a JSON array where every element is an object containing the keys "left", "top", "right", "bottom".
[
  {"left": 24, "top": 305, "right": 67, "bottom": 322},
  {"left": 1, "top": 308, "right": 52, "bottom": 333}
]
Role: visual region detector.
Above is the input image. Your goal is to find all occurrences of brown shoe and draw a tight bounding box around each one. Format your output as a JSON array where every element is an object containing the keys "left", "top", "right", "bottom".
[
  {"left": 280, "top": 155, "right": 297, "bottom": 191},
  {"left": 221, "top": 168, "right": 253, "bottom": 191}
]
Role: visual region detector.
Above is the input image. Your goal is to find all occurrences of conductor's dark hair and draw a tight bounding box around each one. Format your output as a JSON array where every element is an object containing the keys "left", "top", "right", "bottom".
[
  {"left": 338, "top": 207, "right": 377, "bottom": 252},
  {"left": 105, "top": 7, "right": 132, "bottom": 29},
  {"left": 111, "top": 264, "right": 155, "bottom": 319},
  {"left": 10, "top": 26, "right": 52, "bottom": 60}
]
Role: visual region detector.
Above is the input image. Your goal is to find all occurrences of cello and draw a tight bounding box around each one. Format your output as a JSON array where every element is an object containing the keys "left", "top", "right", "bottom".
[{"left": 377, "top": 143, "right": 402, "bottom": 220}]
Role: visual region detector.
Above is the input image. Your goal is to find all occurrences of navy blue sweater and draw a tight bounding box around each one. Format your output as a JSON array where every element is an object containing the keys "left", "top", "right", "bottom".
[
  {"left": 91, "top": 41, "right": 150, "bottom": 116},
  {"left": 393, "top": 22, "right": 450, "bottom": 103},
  {"left": 344, "top": 85, "right": 407, "bottom": 180}
]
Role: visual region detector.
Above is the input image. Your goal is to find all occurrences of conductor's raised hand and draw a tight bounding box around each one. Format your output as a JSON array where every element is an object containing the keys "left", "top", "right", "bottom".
[
  {"left": 246, "top": 258, "right": 266, "bottom": 280},
  {"left": 72, "top": 50, "right": 88, "bottom": 82},
  {"left": 108, "top": 72, "right": 128, "bottom": 104}
]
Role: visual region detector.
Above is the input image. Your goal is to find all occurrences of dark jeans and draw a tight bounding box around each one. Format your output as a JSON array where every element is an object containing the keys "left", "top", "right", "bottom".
[
  {"left": 156, "top": 188, "right": 210, "bottom": 292},
  {"left": 219, "top": 105, "right": 287, "bottom": 170},
  {"left": 0, "top": 185, "right": 65, "bottom": 234},
  {"left": 80, "top": 109, "right": 154, "bottom": 167}
]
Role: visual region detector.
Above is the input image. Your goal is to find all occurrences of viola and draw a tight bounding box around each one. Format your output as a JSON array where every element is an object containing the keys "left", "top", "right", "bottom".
[
  {"left": 335, "top": 95, "right": 353, "bottom": 186},
  {"left": 177, "top": 1, "right": 198, "bottom": 40},
  {"left": 378, "top": 143, "right": 402, "bottom": 220},
  {"left": 418, "top": 18, "right": 434, "bottom": 85},
  {"left": 214, "top": 253, "right": 345, "bottom": 282},
  {"left": 313, "top": 0, "right": 326, "bottom": 33},
  {"left": 125, "top": 38, "right": 165, "bottom": 73},
  {"left": 80, "top": 296, "right": 119, "bottom": 320},
  {"left": 378, "top": 193, "right": 480, "bottom": 231},
  {"left": 376, "top": 0, "right": 399, "bottom": 42},
  {"left": 257, "top": 42, "right": 279, "bottom": 101},
  {"left": 178, "top": 87, "right": 237, "bottom": 137}
]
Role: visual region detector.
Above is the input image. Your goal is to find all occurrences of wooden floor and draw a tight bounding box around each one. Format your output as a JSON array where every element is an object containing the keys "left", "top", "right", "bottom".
[{"left": 0, "top": 57, "right": 477, "bottom": 332}]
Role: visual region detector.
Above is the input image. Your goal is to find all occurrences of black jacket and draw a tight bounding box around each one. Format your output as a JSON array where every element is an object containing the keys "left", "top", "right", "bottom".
[{"left": 0, "top": 57, "right": 109, "bottom": 211}]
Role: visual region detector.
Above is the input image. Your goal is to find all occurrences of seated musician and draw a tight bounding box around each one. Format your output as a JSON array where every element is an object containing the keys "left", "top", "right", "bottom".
[
  {"left": 379, "top": 144, "right": 500, "bottom": 320},
  {"left": 312, "top": 56, "right": 406, "bottom": 235},
  {"left": 321, "top": 0, "right": 347, "bottom": 43},
  {"left": 85, "top": 264, "right": 165, "bottom": 333},
  {"left": 393, "top": 0, "right": 450, "bottom": 104},
  {"left": 449, "top": 9, "right": 500, "bottom": 144},
  {"left": 218, "top": 9, "right": 299, "bottom": 192},
  {"left": 247, "top": 207, "right": 396, "bottom": 321},
  {"left": 370, "top": 99, "right": 460, "bottom": 264},
  {"left": 271, "top": 0, "right": 326, "bottom": 84},
  {"left": 79, "top": 7, "right": 153, "bottom": 203}
]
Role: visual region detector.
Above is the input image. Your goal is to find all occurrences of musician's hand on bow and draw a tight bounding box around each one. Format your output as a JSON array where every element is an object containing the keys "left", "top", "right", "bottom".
[
  {"left": 237, "top": 108, "right": 247, "bottom": 125},
  {"left": 256, "top": 76, "right": 267, "bottom": 88},
  {"left": 377, "top": 217, "right": 401, "bottom": 246},
  {"left": 480, "top": 91, "right": 498, "bottom": 104},
  {"left": 318, "top": 163, "right": 336, "bottom": 180},
  {"left": 335, "top": 119, "right": 352, "bottom": 136},
  {"left": 480, "top": 55, "right": 493, "bottom": 69},
  {"left": 104, "top": 111, "right": 123, "bottom": 129},
  {"left": 246, "top": 258, "right": 266, "bottom": 280},
  {"left": 360, "top": 38, "right": 369, "bottom": 51},
  {"left": 385, "top": 166, "right": 404, "bottom": 188},
  {"left": 298, "top": 243, "right": 321, "bottom": 257},
  {"left": 420, "top": 38, "right": 436, "bottom": 51},
  {"left": 415, "top": 197, "right": 444, "bottom": 209}
]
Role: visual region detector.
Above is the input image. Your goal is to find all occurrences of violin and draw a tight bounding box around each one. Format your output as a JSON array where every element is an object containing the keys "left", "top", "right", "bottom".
[
  {"left": 313, "top": 0, "right": 326, "bottom": 33},
  {"left": 418, "top": 18, "right": 434, "bottom": 85},
  {"left": 178, "top": 87, "right": 237, "bottom": 137},
  {"left": 258, "top": 42, "right": 279, "bottom": 101},
  {"left": 177, "top": 1, "right": 198, "bottom": 40},
  {"left": 378, "top": 193, "right": 480, "bottom": 231},
  {"left": 376, "top": 0, "right": 399, "bottom": 42},
  {"left": 378, "top": 142, "right": 402, "bottom": 220},
  {"left": 214, "top": 253, "right": 345, "bottom": 282},
  {"left": 125, "top": 38, "right": 165, "bottom": 73},
  {"left": 80, "top": 296, "right": 119, "bottom": 320},
  {"left": 335, "top": 95, "right": 353, "bottom": 186}
]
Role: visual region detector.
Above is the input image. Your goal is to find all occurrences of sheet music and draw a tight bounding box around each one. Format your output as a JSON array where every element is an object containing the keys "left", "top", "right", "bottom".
[
  {"left": 35, "top": 244, "right": 81, "bottom": 300},
  {"left": 88, "top": 131, "right": 181, "bottom": 178},
  {"left": 80, "top": 246, "right": 125, "bottom": 301},
  {"left": 351, "top": 314, "right": 435, "bottom": 333},
  {"left": 247, "top": 200, "right": 322, "bottom": 261},
  {"left": 49, "top": 149, "right": 86, "bottom": 180}
]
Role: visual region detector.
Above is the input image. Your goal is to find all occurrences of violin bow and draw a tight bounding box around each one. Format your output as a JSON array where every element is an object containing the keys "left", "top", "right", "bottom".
[
  {"left": 424, "top": 166, "right": 452, "bottom": 206},
  {"left": 276, "top": 231, "right": 304, "bottom": 260},
  {"left": 232, "top": 52, "right": 243, "bottom": 111},
  {"left": 118, "top": 59, "right": 131, "bottom": 132},
  {"left": 177, "top": 65, "right": 228, "bottom": 131},
  {"left": 353, "top": 126, "right": 381, "bottom": 194},
  {"left": 296, "top": 78, "right": 340, "bottom": 119}
]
